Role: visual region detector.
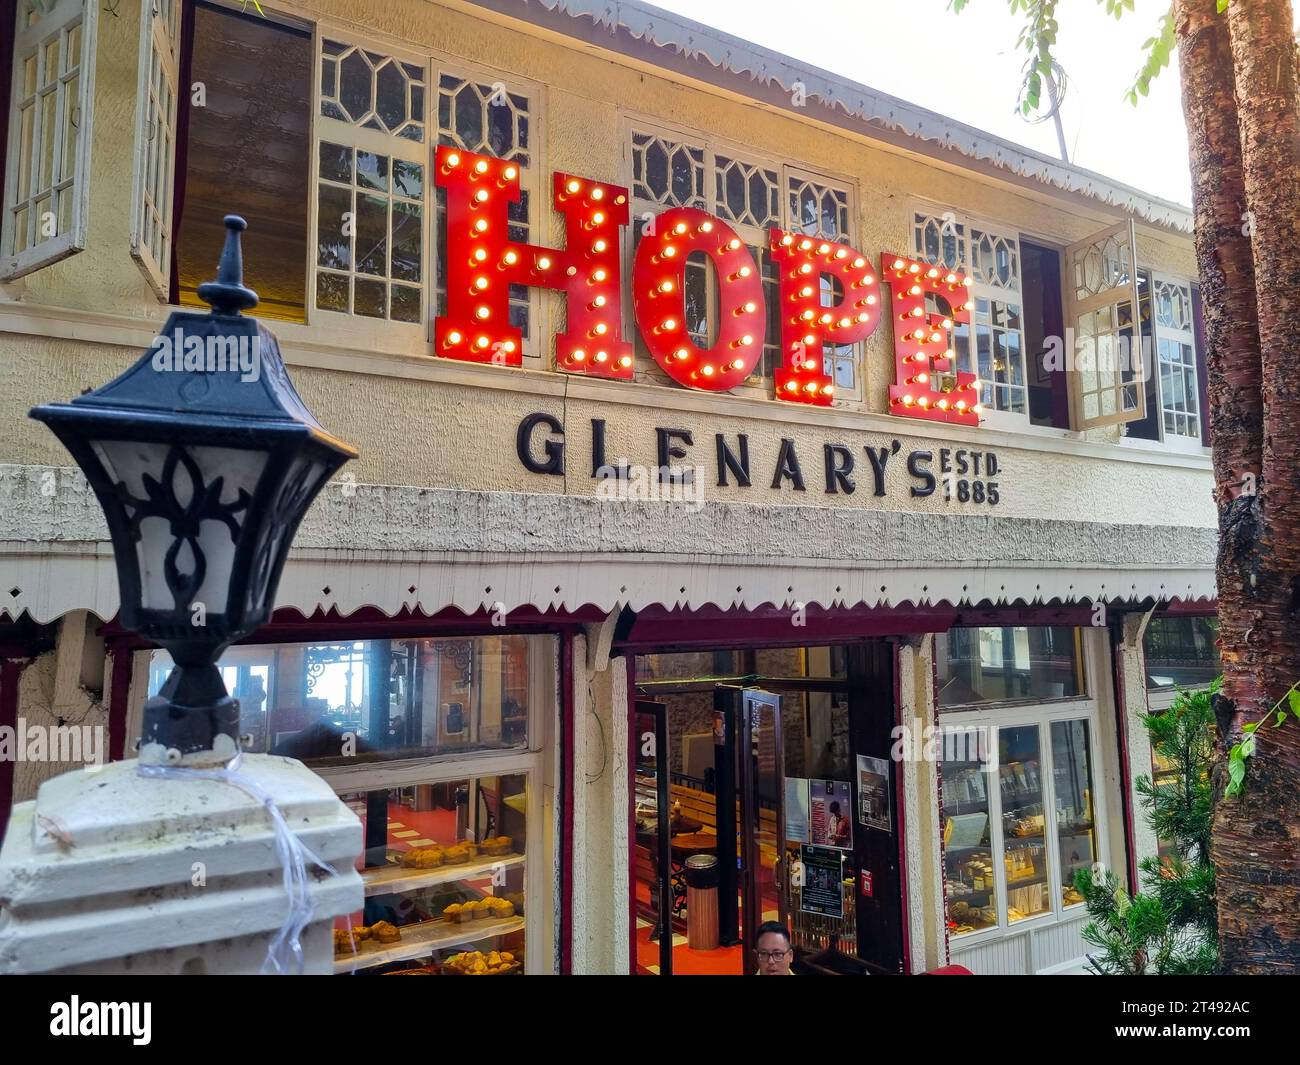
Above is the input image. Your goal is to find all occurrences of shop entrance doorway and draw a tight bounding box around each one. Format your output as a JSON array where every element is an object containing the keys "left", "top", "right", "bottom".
[{"left": 632, "top": 685, "right": 784, "bottom": 975}]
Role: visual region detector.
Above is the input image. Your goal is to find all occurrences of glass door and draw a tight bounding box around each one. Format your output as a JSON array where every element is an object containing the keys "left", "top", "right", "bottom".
[
  {"left": 739, "top": 689, "right": 783, "bottom": 973},
  {"left": 632, "top": 699, "right": 673, "bottom": 974}
]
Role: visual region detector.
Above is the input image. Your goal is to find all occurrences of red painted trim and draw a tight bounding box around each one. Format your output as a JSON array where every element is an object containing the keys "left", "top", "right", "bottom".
[
  {"left": 559, "top": 631, "right": 575, "bottom": 975},
  {"left": 106, "top": 641, "right": 134, "bottom": 763},
  {"left": 893, "top": 641, "right": 911, "bottom": 974},
  {"left": 933, "top": 642, "right": 950, "bottom": 967},
  {"left": 0, "top": 658, "right": 21, "bottom": 843},
  {"left": 625, "top": 650, "right": 638, "bottom": 973},
  {"left": 1110, "top": 625, "right": 1140, "bottom": 896}
]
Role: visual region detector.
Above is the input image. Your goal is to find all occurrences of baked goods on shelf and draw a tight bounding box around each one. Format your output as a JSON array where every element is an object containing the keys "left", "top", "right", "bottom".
[
  {"left": 444, "top": 949, "right": 519, "bottom": 975},
  {"left": 443, "top": 844, "right": 472, "bottom": 865},
  {"left": 371, "top": 920, "right": 401, "bottom": 944},
  {"left": 489, "top": 897, "right": 515, "bottom": 919},
  {"left": 480, "top": 835, "right": 513, "bottom": 857},
  {"left": 403, "top": 846, "right": 444, "bottom": 868}
]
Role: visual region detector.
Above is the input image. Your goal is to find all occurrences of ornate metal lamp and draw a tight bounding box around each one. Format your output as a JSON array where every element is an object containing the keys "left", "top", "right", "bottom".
[{"left": 30, "top": 216, "right": 357, "bottom": 767}]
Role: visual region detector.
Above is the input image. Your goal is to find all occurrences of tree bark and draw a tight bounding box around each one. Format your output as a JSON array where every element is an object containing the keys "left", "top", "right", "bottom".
[{"left": 1212, "top": 0, "right": 1300, "bottom": 973}]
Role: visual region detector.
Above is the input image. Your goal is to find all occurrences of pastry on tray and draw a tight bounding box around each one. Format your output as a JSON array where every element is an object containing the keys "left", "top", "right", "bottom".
[
  {"left": 370, "top": 920, "right": 401, "bottom": 944},
  {"left": 403, "top": 846, "right": 444, "bottom": 868}
]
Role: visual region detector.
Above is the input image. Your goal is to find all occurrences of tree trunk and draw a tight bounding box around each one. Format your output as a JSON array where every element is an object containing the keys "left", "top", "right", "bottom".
[{"left": 1211, "top": 0, "right": 1300, "bottom": 973}]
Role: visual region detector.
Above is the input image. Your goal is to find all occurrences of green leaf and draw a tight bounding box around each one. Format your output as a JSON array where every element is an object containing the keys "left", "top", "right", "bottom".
[
  {"left": 1242, "top": 721, "right": 1259, "bottom": 733},
  {"left": 1287, "top": 689, "right": 1300, "bottom": 716},
  {"left": 1217, "top": 0, "right": 1229, "bottom": 11},
  {"left": 1242, "top": 734, "right": 1256, "bottom": 758}
]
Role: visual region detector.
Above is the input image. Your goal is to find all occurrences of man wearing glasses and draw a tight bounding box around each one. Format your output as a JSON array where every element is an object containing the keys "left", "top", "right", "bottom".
[{"left": 754, "top": 921, "right": 795, "bottom": 975}]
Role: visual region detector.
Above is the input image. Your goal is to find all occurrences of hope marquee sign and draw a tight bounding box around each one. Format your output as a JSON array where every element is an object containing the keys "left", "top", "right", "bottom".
[{"left": 436, "top": 146, "right": 980, "bottom": 424}]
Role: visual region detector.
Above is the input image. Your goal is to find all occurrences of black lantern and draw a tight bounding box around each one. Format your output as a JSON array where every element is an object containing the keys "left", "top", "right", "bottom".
[{"left": 31, "top": 216, "right": 357, "bottom": 766}]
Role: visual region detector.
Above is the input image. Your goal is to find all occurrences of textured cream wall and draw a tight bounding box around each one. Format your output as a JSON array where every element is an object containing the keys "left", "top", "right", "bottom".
[{"left": 0, "top": 0, "right": 1212, "bottom": 530}]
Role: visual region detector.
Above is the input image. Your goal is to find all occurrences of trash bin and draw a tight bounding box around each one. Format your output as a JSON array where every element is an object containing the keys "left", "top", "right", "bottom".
[{"left": 684, "top": 854, "right": 719, "bottom": 950}]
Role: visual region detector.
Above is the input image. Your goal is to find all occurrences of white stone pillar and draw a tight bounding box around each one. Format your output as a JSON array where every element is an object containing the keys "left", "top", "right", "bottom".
[{"left": 0, "top": 755, "right": 362, "bottom": 975}]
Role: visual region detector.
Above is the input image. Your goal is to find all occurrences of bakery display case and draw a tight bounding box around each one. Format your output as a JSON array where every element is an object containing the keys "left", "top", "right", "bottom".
[
  {"left": 1051, "top": 719, "right": 1097, "bottom": 908},
  {"left": 332, "top": 773, "right": 529, "bottom": 975},
  {"left": 997, "top": 725, "right": 1050, "bottom": 923},
  {"left": 940, "top": 731, "right": 999, "bottom": 935}
]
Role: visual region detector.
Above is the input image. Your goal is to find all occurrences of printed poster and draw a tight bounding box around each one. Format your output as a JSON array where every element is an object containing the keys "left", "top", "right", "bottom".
[
  {"left": 809, "top": 778, "right": 853, "bottom": 850},
  {"left": 799, "top": 845, "right": 845, "bottom": 918},
  {"left": 784, "top": 777, "right": 810, "bottom": 844},
  {"left": 856, "top": 754, "right": 892, "bottom": 832}
]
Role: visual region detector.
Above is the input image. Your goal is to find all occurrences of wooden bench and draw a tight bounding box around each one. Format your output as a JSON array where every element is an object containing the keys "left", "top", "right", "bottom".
[{"left": 669, "top": 783, "right": 779, "bottom": 868}]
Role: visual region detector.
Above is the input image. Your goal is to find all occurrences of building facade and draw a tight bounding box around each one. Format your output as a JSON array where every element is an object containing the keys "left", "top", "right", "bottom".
[{"left": 0, "top": 0, "right": 1219, "bottom": 975}]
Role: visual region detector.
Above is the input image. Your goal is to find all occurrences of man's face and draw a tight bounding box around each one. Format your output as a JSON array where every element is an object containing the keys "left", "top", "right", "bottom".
[{"left": 756, "top": 932, "right": 792, "bottom": 975}]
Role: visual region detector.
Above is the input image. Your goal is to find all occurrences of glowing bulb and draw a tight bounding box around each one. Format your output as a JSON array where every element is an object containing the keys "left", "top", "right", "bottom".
[
  {"left": 804, "top": 359, "right": 817, "bottom": 371},
  {"left": 474, "top": 219, "right": 489, "bottom": 233},
  {"left": 591, "top": 187, "right": 605, "bottom": 200},
  {"left": 866, "top": 295, "right": 877, "bottom": 305},
  {"left": 592, "top": 295, "right": 607, "bottom": 307},
  {"left": 619, "top": 354, "right": 632, "bottom": 367},
  {"left": 857, "top": 312, "right": 870, "bottom": 323},
  {"left": 595, "top": 350, "right": 608, "bottom": 362},
  {"left": 674, "top": 222, "right": 688, "bottom": 235},
  {"left": 820, "top": 313, "right": 833, "bottom": 324},
  {"left": 835, "top": 249, "right": 848, "bottom": 259},
  {"left": 800, "top": 285, "right": 814, "bottom": 297},
  {"left": 476, "top": 306, "right": 490, "bottom": 319},
  {"left": 474, "top": 248, "right": 488, "bottom": 262},
  {"left": 701, "top": 364, "right": 715, "bottom": 376},
  {"left": 475, "top": 189, "right": 489, "bottom": 203},
  {"left": 916, "top": 372, "right": 929, "bottom": 384},
  {"left": 942, "top": 317, "right": 953, "bottom": 330},
  {"left": 918, "top": 395, "right": 930, "bottom": 408},
  {"left": 593, "top": 239, "right": 608, "bottom": 253},
  {"left": 805, "top": 381, "right": 819, "bottom": 392},
  {"left": 937, "top": 399, "right": 949, "bottom": 410},
  {"left": 801, "top": 310, "right": 815, "bottom": 320},
  {"left": 475, "top": 160, "right": 489, "bottom": 174},
  {"left": 743, "top": 301, "right": 757, "bottom": 313},
  {"left": 592, "top": 268, "right": 608, "bottom": 282},
  {"left": 964, "top": 301, "right": 975, "bottom": 311},
  {"left": 663, "top": 318, "right": 678, "bottom": 330},
  {"left": 566, "top": 179, "right": 581, "bottom": 194},
  {"left": 799, "top": 263, "right": 813, "bottom": 274},
  {"left": 955, "top": 400, "right": 967, "bottom": 412},
  {"left": 786, "top": 381, "right": 799, "bottom": 392},
  {"left": 909, "top": 285, "right": 922, "bottom": 296},
  {"left": 852, "top": 257, "right": 866, "bottom": 268},
  {"left": 503, "top": 165, "right": 517, "bottom": 180},
  {"left": 781, "top": 234, "right": 794, "bottom": 246},
  {"left": 817, "top": 243, "right": 830, "bottom": 255},
  {"left": 728, "top": 238, "right": 741, "bottom": 250},
  {"left": 822, "top": 384, "right": 833, "bottom": 395},
  {"left": 908, "top": 263, "right": 920, "bottom": 274},
  {"left": 446, "top": 152, "right": 461, "bottom": 167},
  {"left": 902, "top": 394, "right": 915, "bottom": 406},
  {"left": 538, "top": 256, "right": 552, "bottom": 269},
  {"left": 447, "top": 330, "right": 462, "bottom": 344},
  {"left": 503, "top": 340, "right": 516, "bottom": 353},
  {"left": 945, "top": 273, "right": 957, "bottom": 284},
  {"left": 737, "top": 266, "right": 752, "bottom": 278},
  {"left": 592, "top": 211, "right": 605, "bottom": 225},
  {"left": 476, "top": 335, "right": 490, "bottom": 349},
  {"left": 503, "top": 250, "right": 518, "bottom": 265},
  {"left": 675, "top": 347, "right": 689, "bottom": 360},
  {"left": 474, "top": 276, "right": 489, "bottom": 290},
  {"left": 659, "top": 280, "right": 675, "bottom": 293},
  {"left": 573, "top": 348, "right": 586, "bottom": 361},
  {"left": 742, "top": 334, "right": 754, "bottom": 345},
  {"left": 594, "top": 322, "right": 608, "bottom": 335},
  {"left": 799, "top": 239, "right": 813, "bottom": 251},
  {"left": 662, "top": 246, "right": 677, "bottom": 258},
  {"left": 700, "top": 221, "right": 714, "bottom": 233},
  {"left": 964, "top": 277, "right": 974, "bottom": 287},
  {"left": 927, "top": 267, "right": 939, "bottom": 278},
  {"left": 839, "top": 317, "right": 852, "bottom": 328},
  {"left": 803, "top": 333, "right": 817, "bottom": 345},
  {"left": 893, "top": 258, "right": 905, "bottom": 270},
  {"left": 732, "top": 358, "right": 745, "bottom": 370}
]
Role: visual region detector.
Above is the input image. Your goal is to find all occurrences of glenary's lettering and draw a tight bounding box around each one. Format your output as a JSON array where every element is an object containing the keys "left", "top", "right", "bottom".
[
  {"left": 516, "top": 414, "right": 1002, "bottom": 505},
  {"left": 438, "top": 145, "right": 979, "bottom": 424}
]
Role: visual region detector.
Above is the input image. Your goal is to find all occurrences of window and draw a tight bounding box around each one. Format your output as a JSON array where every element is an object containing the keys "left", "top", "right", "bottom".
[
  {"left": 1143, "top": 614, "right": 1220, "bottom": 689},
  {"left": 936, "top": 626, "right": 1084, "bottom": 707},
  {"left": 628, "top": 122, "right": 858, "bottom": 397},
  {"left": 174, "top": 2, "right": 312, "bottom": 320},
  {"left": 1123, "top": 272, "right": 1207, "bottom": 447},
  {"left": 147, "top": 633, "right": 550, "bottom": 763},
  {"left": 912, "top": 208, "right": 1029, "bottom": 417},
  {"left": 436, "top": 71, "right": 535, "bottom": 347},
  {"left": 313, "top": 38, "right": 427, "bottom": 328},
  {"left": 129, "top": 0, "right": 181, "bottom": 299},
  {"left": 941, "top": 714, "right": 1101, "bottom": 936},
  {"left": 1, "top": 0, "right": 97, "bottom": 280}
]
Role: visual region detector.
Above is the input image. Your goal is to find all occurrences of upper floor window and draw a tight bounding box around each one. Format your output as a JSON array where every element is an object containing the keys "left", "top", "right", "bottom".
[
  {"left": 1124, "top": 272, "right": 1206, "bottom": 448},
  {"left": 1, "top": 0, "right": 98, "bottom": 281},
  {"left": 628, "top": 122, "right": 858, "bottom": 398},
  {"left": 1143, "top": 615, "right": 1219, "bottom": 689},
  {"left": 936, "top": 626, "right": 1085, "bottom": 708}
]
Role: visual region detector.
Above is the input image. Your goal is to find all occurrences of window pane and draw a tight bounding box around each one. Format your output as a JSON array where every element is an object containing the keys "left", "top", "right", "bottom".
[
  {"left": 940, "top": 724, "right": 997, "bottom": 935},
  {"left": 936, "top": 626, "right": 1083, "bottom": 707},
  {"left": 147, "top": 634, "right": 548, "bottom": 764},
  {"left": 334, "top": 775, "right": 527, "bottom": 974},
  {"left": 1143, "top": 615, "right": 1220, "bottom": 689},
  {"left": 175, "top": 5, "right": 312, "bottom": 321},
  {"left": 1000, "top": 725, "right": 1051, "bottom": 923},
  {"left": 1051, "top": 720, "right": 1096, "bottom": 908}
]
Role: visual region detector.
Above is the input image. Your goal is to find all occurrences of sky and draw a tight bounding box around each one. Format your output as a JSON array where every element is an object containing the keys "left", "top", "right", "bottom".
[{"left": 645, "top": 0, "right": 1196, "bottom": 206}]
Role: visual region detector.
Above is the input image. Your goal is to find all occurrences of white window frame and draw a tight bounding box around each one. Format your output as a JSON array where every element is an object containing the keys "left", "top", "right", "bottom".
[
  {"left": 1146, "top": 271, "right": 1204, "bottom": 454},
  {"left": 1, "top": 0, "right": 97, "bottom": 281},
  {"left": 308, "top": 24, "right": 431, "bottom": 346},
  {"left": 432, "top": 53, "right": 546, "bottom": 367},
  {"left": 910, "top": 199, "right": 1031, "bottom": 430},
  {"left": 938, "top": 697, "right": 1108, "bottom": 943},
  {"left": 129, "top": 0, "right": 181, "bottom": 300},
  {"left": 622, "top": 114, "right": 863, "bottom": 404}
]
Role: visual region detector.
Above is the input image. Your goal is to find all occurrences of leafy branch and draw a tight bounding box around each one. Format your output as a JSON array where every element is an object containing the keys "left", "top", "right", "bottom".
[{"left": 1226, "top": 680, "right": 1300, "bottom": 798}]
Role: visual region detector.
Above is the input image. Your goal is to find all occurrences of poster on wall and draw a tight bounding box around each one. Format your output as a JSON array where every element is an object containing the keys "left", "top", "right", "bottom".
[
  {"left": 784, "top": 777, "right": 810, "bottom": 843},
  {"left": 799, "top": 845, "right": 845, "bottom": 918},
  {"left": 809, "top": 779, "right": 853, "bottom": 850},
  {"left": 856, "top": 755, "right": 892, "bottom": 832}
]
